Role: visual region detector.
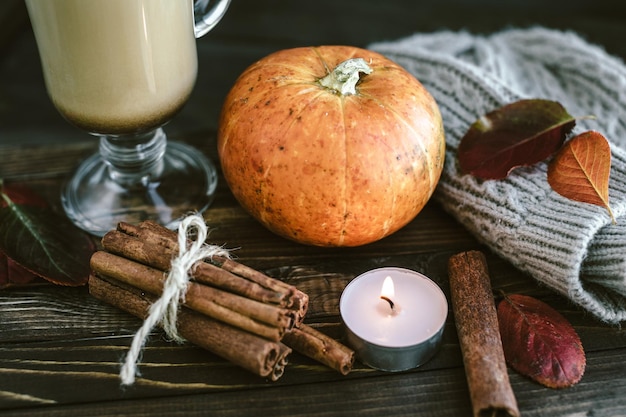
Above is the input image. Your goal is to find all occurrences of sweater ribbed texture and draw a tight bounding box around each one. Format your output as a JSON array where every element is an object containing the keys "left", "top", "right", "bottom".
[{"left": 370, "top": 28, "right": 626, "bottom": 323}]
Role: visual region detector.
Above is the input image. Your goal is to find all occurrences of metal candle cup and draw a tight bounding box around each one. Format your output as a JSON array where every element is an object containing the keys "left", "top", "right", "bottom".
[{"left": 340, "top": 267, "right": 448, "bottom": 372}]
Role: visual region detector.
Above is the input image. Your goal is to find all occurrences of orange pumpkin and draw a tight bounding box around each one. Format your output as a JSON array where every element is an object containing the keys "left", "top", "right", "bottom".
[{"left": 217, "top": 46, "right": 445, "bottom": 247}]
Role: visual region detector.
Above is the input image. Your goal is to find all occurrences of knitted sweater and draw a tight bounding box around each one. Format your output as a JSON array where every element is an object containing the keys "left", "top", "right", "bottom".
[{"left": 370, "top": 27, "right": 626, "bottom": 323}]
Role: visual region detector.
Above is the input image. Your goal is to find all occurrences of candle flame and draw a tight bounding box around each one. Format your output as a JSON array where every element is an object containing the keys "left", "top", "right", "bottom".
[{"left": 381, "top": 276, "right": 394, "bottom": 300}]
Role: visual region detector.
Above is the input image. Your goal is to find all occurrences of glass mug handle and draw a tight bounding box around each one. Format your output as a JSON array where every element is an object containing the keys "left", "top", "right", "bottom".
[{"left": 193, "top": 0, "right": 231, "bottom": 38}]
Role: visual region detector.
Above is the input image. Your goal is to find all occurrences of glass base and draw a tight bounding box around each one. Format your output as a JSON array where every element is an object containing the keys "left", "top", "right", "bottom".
[{"left": 61, "top": 141, "right": 217, "bottom": 236}]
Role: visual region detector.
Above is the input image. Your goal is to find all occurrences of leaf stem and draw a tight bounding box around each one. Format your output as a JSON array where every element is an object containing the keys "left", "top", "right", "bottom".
[
  {"left": 607, "top": 204, "right": 617, "bottom": 225},
  {"left": 0, "top": 179, "right": 11, "bottom": 207}
]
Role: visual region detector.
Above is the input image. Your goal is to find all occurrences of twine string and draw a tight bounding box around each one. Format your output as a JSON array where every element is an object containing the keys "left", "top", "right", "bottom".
[{"left": 119, "top": 214, "right": 229, "bottom": 386}]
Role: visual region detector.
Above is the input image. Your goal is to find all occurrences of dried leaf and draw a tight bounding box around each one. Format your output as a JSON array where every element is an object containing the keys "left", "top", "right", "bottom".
[
  {"left": 459, "top": 99, "right": 576, "bottom": 179},
  {"left": 0, "top": 182, "right": 95, "bottom": 287},
  {"left": 0, "top": 182, "right": 48, "bottom": 209},
  {"left": 0, "top": 251, "right": 46, "bottom": 288},
  {"left": 497, "top": 294, "right": 586, "bottom": 389},
  {"left": 548, "top": 130, "right": 615, "bottom": 222}
]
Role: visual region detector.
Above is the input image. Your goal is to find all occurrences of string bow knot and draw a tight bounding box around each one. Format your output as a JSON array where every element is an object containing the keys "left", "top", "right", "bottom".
[{"left": 119, "top": 214, "right": 229, "bottom": 385}]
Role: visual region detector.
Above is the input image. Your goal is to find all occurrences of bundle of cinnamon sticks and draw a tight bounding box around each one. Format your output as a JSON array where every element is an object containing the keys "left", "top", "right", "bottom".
[{"left": 89, "top": 220, "right": 354, "bottom": 381}]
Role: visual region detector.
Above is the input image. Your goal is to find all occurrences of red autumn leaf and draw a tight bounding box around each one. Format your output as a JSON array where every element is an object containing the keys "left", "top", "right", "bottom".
[
  {"left": 0, "top": 181, "right": 95, "bottom": 287},
  {"left": 547, "top": 130, "right": 615, "bottom": 222},
  {"left": 458, "top": 99, "right": 576, "bottom": 179},
  {"left": 0, "top": 251, "right": 46, "bottom": 288},
  {"left": 497, "top": 294, "right": 586, "bottom": 389},
  {"left": 0, "top": 182, "right": 49, "bottom": 288},
  {"left": 0, "top": 182, "right": 48, "bottom": 209}
]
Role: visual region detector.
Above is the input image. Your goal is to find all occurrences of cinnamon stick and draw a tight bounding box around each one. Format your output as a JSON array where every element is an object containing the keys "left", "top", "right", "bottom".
[
  {"left": 117, "top": 220, "right": 180, "bottom": 250},
  {"left": 282, "top": 324, "right": 355, "bottom": 375},
  {"left": 448, "top": 251, "right": 519, "bottom": 417},
  {"left": 89, "top": 273, "right": 291, "bottom": 381},
  {"left": 195, "top": 261, "right": 294, "bottom": 308},
  {"left": 90, "top": 251, "right": 295, "bottom": 341},
  {"left": 214, "top": 256, "right": 309, "bottom": 314}
]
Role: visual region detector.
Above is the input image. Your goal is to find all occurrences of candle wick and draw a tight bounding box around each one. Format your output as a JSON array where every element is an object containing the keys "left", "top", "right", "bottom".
[{"left": 380, "top": 295, "right": 394, "bottom": 311}]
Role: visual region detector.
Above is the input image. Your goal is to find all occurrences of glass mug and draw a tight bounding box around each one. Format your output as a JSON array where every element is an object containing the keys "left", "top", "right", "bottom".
[{"left": 25, "top": 0, "right": 231, "bottom": 236}]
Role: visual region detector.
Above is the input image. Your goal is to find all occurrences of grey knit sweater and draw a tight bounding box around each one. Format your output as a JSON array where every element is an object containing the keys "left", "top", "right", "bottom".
[{"left": 370, "top": 27, "right": 626, "bottom": 323}]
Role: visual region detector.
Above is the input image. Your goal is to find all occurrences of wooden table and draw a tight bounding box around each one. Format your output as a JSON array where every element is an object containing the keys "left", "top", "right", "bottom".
[{"left": 2, "top": 1, "right": 626, "bottom": 416}]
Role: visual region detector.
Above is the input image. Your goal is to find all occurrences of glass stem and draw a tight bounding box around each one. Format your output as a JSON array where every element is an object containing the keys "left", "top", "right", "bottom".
[{"left": 98, "top": 128, "right": 167, "bottom": 186}]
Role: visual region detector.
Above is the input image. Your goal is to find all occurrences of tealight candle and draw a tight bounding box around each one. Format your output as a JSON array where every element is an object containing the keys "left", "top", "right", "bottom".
[{"left": 339, "top": 267, "right": 448, "bottom": 372}]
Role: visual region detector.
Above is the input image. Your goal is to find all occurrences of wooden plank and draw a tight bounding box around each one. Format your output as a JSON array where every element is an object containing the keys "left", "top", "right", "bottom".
[
  {"left": 0, "top": 142, "right": 95, "bottom": 181},
  {"left": 1, "top": 349, "right": 625, "bottom": 417},
  {"left": 0, "top": 319, "right": 462, "bottom": 408}
]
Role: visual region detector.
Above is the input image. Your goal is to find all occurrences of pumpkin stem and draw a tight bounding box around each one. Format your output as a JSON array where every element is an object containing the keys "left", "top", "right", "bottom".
[{"left": 318, "top": 58, "right": 373, "bottom": 96}]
